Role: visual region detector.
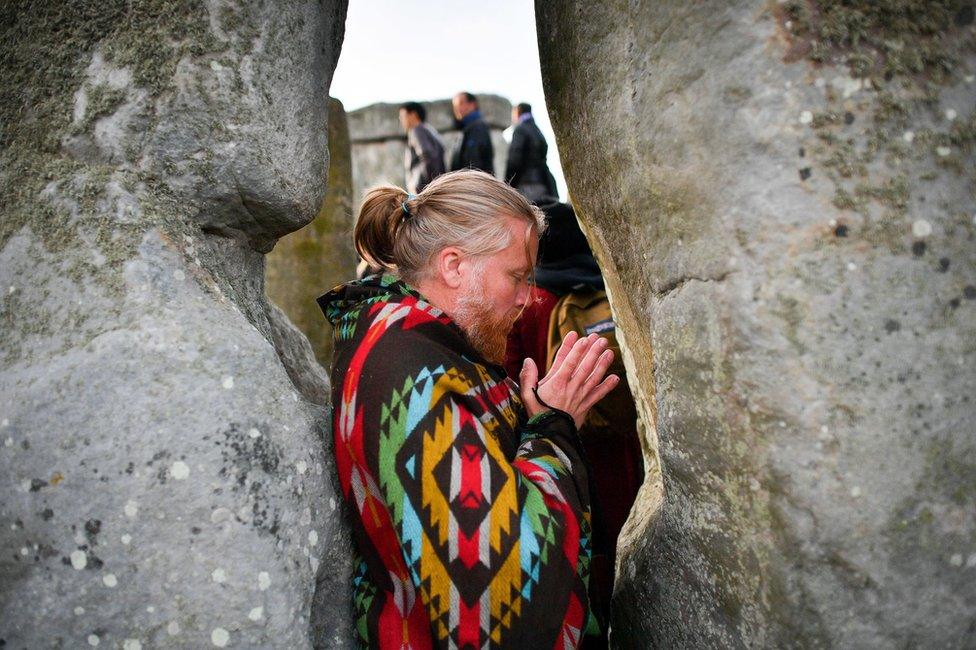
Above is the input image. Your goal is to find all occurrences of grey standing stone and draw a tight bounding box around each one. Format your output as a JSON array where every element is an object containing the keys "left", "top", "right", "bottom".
[
  {"left": 537, "top": 1, "right": 976, "bottom": 647},
  {"left": 267, "top": 97, "right": 357, "bottom": 368},
  {"left": 0, "top": 1, "right": 353, "bottom": 647}
]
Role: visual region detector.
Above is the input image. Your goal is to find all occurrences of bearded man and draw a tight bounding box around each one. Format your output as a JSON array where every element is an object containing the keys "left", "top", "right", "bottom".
[{"left": 318, "top": 170, "right": 618, "bottom": 649}]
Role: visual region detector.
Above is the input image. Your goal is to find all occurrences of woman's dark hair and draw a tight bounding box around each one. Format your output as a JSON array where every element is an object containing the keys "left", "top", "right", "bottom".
[{"left": 399, "top": 101, "right": 426, "bottom": 122}]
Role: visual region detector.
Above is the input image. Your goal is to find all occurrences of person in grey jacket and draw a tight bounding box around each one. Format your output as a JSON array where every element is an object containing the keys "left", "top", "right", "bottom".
[
  {"left": 505, "top": 102, "right": 558, "bottom": 203},
  {"left": 399, "top": 101, "right": 446, "bottom": 194},
  {"left": 449, "top": 91, "right": 494, "bottom": 175}
]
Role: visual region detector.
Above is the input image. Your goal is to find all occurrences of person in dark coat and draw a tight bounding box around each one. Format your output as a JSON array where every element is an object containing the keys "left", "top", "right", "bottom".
[
  {"left": 449, "top": 91, "right": 494, "bottom": 175},
  {"left": 399, "top": 101, "right": 446, "bottom": 194},
  {"left": 504, "top": 200, "right": 644, "bottom": 649},
  {"left": 504, "top": 103, "right": 558, "bottom": 203}
]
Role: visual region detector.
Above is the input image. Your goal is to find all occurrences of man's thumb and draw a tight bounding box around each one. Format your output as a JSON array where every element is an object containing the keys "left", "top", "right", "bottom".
[
  {"left": 520, "top": 357, "right": 538, "bottom": 386},
  {"left": 519, "top": 358, "right": 540, "bottom": 406}
]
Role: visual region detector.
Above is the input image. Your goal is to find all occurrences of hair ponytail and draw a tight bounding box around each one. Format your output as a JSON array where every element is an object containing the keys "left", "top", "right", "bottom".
[
  {"left": 354, "top": 185, "right": 410, "bottom": 271},
  {"left": 352, "top": 170, "right": 545, "bottom": 285}
]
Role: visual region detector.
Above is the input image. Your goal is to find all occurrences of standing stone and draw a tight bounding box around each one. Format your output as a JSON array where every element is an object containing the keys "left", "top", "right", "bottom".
[
  {"left": 537, "top": 1, "right": 975, "bottom": 647},
  {"left": 266, "top": 97, "right": 356, "bottom": 368},
  {"left": 347, "top": 95, "right": 512, "bottom": 210},
  {"left": 0, "top": 2, "right": 353, "bottom": 648}
]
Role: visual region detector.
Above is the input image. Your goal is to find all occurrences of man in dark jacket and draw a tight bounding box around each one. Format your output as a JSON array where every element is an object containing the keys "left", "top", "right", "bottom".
[
  {"left": 399, "top": 101, "right": 446, "bottom": 194},
  {"left": 450, "top": 91, "right": 494, "bottom": 175},
  {"left": 505, "top": 103, "right": 558, "bottom": 203}
]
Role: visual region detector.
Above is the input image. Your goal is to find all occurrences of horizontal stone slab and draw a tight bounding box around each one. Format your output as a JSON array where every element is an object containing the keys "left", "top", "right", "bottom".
[{"left": 347, "top": 94, "right": 513, "bottom": 143}]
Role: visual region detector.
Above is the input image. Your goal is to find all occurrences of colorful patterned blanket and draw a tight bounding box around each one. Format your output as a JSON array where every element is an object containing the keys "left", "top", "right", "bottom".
[{"left": 318, "top": 275, "right": 595, "bottom": 649}]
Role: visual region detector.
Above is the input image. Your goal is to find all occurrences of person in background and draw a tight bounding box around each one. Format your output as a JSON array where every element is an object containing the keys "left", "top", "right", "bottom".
[
  {"left": 399, "top": 101, "right": 446, "bottom": 195},
  {"left": 450, "top": 91, "right": 494, "bottom": 175},
  {"left": 504, "top": 200, "right": 644, "bottom": 649},
  {"left": 504, "top": 102, "right": 558, "bottom": 204}
]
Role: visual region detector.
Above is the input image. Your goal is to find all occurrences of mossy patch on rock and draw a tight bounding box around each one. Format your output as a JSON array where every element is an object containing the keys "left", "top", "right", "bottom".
[{"left": 777, "top": 0, "right": 970, "bottom": 85}]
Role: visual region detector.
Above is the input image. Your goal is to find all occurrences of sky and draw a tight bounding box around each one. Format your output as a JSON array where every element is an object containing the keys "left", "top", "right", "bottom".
[{"left": 329, "top": 0, "right": 567, "bottom": 200}]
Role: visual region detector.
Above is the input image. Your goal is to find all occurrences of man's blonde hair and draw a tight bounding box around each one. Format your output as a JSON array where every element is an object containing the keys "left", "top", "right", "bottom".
[{"left": 354, "top": 170, "right": 546, "bottom": 285}]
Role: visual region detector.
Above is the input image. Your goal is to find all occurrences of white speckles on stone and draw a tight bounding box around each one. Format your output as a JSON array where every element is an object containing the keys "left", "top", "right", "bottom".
[
  {"left": 167, "top": 621, "right": 181, "bottom": 635},
  {"left": 936, "top": 146, "right": 951, "bottom": 157},
  {"left": 20, "top": 479, "right": 32, "bottom": 492},
  {"left": 173, "top": 269, "right": 186, "bottom": 282},
  {"left": 950, "top": 553, "right": 963, "bottom": 567},
  {"left": 966, "top": 553, "right": 976, "bottom": 568},
  {"left": 211, "top": 627, "right": 230, "bottom": 647},
  {"left": 123, "top": 640, "right": 142, "bottom": 650},
  {"left": 248, "top": 428, "right": 261, "bottom": 439},
  {"left": 87, "top": 634, "right": 100, "bottom": 646},
  {"left": 799, "top": 110, "right": 813, "bottom": 125},
  {"left": 258, "top": 571, "right": 271, "bottom": 591},
  {"left": 295, "top": 460, "right": 307, "bottom": 475},
  {"left": 966, "top": 74, "right": 975, "bottom": 84},
  {"left": 121, "top": 533, "right": 132, "bottom": 545},
  {"left": 146, "top": 606, "right": 154, "bottom": 613},
  {"left": 124, "top": 500, "right": 139, "bottom": 518},
  {"left": 170, "top": 460, "right": 190, "bottom": 480},
  {"left": 103, "top": 573, "right": 118, "bottom": 587},
  {"left": 221, "top": 375, "right": 234, "bottom": 390},
  {"left": 902, "top": 130, "right": 914, "bottom": 143},
  {"left": 300, "top": 507, "right": 312, "bottom": 526},
  {"left": 20, "top": 546, "right": 29, "bottom": 556},
  {"left": 310, "top": 556, "right": 319, "bottom": 573},
  {"left": 212, "top": 568, "right": 227, "bottom": 583},
  {"left": 748, "top": 478, "right": 760, "bottom": 492},
  {"left": 210, "top": 507, "right": 232, "bottom": 524},
  {"left": 850, "top": 486, "right": 862, "bottom": 498},
  {"left": 248, "top": 606, "right": 264, "bottom": 621},
  {"left": 70, "top": 550, "right": 88, "bottom": 570},
  {"left": 329, "top": 497, "right": 336, "bottom": 511},
  {"left": 74, "top": 606, "right": 85, "bottom": 615},
  {"left": 308, "top": 530, "right": 318, "bottom": 546},
  {"left": 847, "top": 262, "right": 857, "bottom": 271},
  {"left": 912, "top": 219, "right": 933, "bottom": 238},
  {"left": 210, "top": 60, "right": 223, "bottom": 72},
  {"left": 4, "top": 437, "right": 12, "bottom": 447},
  {"left": 840, "top": 76, "right": 862, "bottom": 98},
  {"left": 945, "top": 108, "right": 957, "bottom": 121},
  {"left": 1, "top": 418, "right": 8, "bottom": 427}
]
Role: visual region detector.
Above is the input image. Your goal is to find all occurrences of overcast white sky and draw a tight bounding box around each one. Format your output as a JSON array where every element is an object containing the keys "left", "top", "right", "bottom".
[{"left": 329, "top": 0, "right": 567, "bottom": 199}]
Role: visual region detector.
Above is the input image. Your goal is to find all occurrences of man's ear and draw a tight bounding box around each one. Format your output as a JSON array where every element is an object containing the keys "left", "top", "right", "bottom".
[{"left": 435, "top": 246, "right": 465, "bottom": 289}]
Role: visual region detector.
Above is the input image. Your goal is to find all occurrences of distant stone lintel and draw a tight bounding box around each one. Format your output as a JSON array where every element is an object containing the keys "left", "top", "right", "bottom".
[{"left": 346, "top": 94, "right": 513, "bottom": 143}]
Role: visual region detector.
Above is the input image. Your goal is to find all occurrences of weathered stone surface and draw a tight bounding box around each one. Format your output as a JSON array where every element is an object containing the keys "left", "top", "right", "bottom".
[
  {"left": 537, "top": 1, "right": 976, "bottom": 646},
  {"left": 267, "top": 97, "right": 356, "bottom": 367},
  {"left": 348, "top": 95, "right": 512, "bottom": 208},
  {"left": 0, "top": 2, "right": 352, "bottom": 647}
]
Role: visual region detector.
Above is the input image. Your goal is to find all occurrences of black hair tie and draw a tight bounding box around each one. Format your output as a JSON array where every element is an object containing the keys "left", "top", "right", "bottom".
[{"left": 532, "top": 385, "right": 555, "bottom": 410}]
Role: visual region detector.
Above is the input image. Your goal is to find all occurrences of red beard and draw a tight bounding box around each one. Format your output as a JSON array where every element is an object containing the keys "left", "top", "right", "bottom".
[{"left": 453, "top": 282, "right": 518, "bottom": 366}]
